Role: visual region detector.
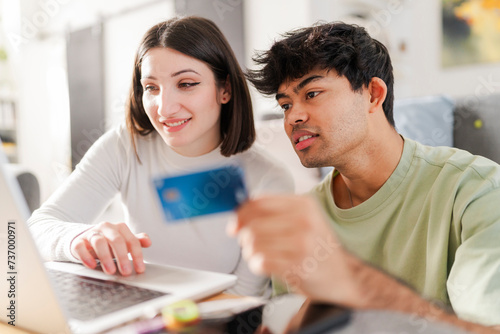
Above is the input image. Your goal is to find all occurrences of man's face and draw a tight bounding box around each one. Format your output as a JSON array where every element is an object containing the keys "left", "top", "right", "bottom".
[{"left": 276, "top": 68, "right": 371, "bottom": 168}]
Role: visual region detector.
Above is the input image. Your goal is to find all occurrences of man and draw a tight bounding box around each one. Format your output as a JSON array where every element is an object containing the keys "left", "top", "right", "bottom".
[{"left": 228, "top": 22, "right": 500, "bottom": 333}]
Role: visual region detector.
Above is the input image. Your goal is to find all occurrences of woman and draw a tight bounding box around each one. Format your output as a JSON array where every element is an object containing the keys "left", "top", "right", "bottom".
[{"left": 28, "top": 16, "right": 294, "bottom": 296}]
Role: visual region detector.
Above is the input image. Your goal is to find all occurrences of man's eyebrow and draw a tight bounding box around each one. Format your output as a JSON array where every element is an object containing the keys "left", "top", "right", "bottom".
[
  {"left": 294, "top": 75, "right": 324, "bottom": 94},
  {"left": 275, "top": 92, "right": 289, "bottom": 101},
  {"left": 276, "top": 75, "right": 325, "bottom": 100}
]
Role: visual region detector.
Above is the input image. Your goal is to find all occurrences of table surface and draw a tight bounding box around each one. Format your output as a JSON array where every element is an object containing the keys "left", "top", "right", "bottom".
[
  {"left": 1, "top": 294, "right": 472, "bottom": 334},
  {"left": 0, "top": 292, "right": 241, "bottom": 334}
]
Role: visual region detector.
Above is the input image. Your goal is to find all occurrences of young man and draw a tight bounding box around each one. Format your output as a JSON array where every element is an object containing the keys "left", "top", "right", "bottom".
[{"left": 229, "top": 22, "right": 500, "bottom": 333}]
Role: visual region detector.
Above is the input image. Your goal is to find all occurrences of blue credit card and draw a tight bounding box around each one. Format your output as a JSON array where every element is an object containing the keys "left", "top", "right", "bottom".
[{"left": 153, "top": 165, "right": 248, "bottom": 222}]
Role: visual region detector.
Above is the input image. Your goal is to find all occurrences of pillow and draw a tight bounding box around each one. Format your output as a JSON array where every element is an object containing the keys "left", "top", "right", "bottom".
[{"left": 393, "top": 95, "right": 455, "bottom": 147}]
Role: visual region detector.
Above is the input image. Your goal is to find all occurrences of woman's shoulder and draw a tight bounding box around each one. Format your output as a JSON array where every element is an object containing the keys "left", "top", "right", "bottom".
[
  {"left": 239, "top": 143, "right": 287, "bottom": 169},
  {"left": 94, "top": 122, "right": 130, "bottom": 146},
  {"left": 238, "top": 144, "right": 295, "bottom": 193},
  {"left": 99, "top": 122, "right": 159, "bottom": 151}
]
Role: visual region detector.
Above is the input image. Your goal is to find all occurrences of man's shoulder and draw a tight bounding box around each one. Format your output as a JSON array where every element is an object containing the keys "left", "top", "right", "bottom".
[
  {"left": 413, "top": 140, "right": 500, "bottom": 177},
  {"left": 408, "top": 139, "right": 500, "bottom": 191}
]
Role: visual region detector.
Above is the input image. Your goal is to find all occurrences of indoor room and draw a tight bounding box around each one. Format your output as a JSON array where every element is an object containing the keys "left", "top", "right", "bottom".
[{"left": 1, "top": 0, "right": 500, "bottom": 333}]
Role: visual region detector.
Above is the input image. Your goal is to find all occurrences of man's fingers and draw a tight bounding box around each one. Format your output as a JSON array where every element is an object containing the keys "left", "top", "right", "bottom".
[
  {"left": 226, "top": 217, "right": 239, "bottom": 237},
  {"left": 246, "top": 253, "right": 293, "bottom": 278},
  {"left": 238, "top": 225, "right": 300, "bottom": 258},
  {"left": 234, "top": 195, "right": 316, "bottom": 233}
]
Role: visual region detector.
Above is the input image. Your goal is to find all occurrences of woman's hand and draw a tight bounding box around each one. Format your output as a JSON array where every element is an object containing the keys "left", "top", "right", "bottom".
[{"left": 70, "top": 222, "right": 152, "bottom": 276}]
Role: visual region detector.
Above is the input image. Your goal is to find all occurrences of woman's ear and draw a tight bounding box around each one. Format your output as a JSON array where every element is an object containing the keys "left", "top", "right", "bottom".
[
  {"left": 220, "top": 75, "right": 232, "bottom": 104},
  {"left": 368, "top": 77, "right": 387, "bottom": 114}
]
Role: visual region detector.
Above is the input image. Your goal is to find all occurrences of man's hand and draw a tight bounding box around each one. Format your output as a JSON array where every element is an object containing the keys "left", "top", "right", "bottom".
[
  {"left": 229, "top": 195, "right": 500, "bottom": 334},
  {"left": 70, "top": 222, "right": 152, "bottom": 276},
  {"left": 228, "top": 194, "right": 359, "bottom": 306}
]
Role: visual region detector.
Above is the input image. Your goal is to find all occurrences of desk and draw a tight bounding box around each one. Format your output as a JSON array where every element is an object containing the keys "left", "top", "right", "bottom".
[
  {"left": 283, "top": 299, "right": 471, "bottom": 334},
  {"left": 1, "top": 296, "right": 472, "bottom": 334},
  {"left": 0, "top": 293, "right": 244, "bottom": 334}
]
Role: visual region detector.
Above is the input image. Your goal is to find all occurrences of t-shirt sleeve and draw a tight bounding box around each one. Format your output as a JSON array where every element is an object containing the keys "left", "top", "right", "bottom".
[
  {"left": 447, "top": 185, "right": 500, "bottom": 326},
  {"left": 27, "top": 126, "right": 130, "bottom": 262}
]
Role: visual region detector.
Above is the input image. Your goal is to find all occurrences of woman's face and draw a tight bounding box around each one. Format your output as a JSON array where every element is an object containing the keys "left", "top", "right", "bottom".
[{"left": 140, "top": 47, "right": 230, "bottom": 156}]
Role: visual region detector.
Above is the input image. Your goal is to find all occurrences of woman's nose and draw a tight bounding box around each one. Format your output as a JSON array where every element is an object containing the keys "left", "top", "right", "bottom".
[{"left": 157, "top": 90, "right": 181, "bottom": 117}]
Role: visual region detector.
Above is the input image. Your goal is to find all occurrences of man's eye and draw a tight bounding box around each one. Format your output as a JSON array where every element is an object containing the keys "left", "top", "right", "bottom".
[
  {"left": 179, "top": 82, "right": 200, "bottom": 88},
  {"left": 280, "top": 104, "right": 291, "bottom": 112},
  {"left": 306, "top": 91, "right": 320, "bottom": 99}
]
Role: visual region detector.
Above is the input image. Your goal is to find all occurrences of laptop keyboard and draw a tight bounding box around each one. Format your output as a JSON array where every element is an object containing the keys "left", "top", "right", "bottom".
[{"left": 46, "top": 268, "right": 169, "bottom": 321}]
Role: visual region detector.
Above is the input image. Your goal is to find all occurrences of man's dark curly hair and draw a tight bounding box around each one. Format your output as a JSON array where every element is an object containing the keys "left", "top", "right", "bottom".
[{"left": 246, "top": 22, "right": 395, "bottom": 126}]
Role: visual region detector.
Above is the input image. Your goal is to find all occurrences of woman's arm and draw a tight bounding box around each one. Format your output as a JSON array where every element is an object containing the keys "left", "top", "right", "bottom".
[{"left": 27, "top": 126, "right": 149, "bottom": 275}]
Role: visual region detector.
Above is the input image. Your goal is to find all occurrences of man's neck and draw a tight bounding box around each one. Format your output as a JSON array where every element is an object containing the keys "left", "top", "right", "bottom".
[{"left": 332, "top": 129, "right": 404, "bottom": 208}]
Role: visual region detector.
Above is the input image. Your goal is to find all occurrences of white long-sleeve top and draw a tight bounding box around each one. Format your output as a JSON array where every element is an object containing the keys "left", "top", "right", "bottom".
[{"left": 27, "top": 123, "right": 294, "bottom": 296}]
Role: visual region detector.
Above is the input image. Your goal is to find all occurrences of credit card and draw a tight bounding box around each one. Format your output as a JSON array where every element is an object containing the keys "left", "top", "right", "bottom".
[{"left": 153, "top": 165, "right": 248, "bottom": 222}]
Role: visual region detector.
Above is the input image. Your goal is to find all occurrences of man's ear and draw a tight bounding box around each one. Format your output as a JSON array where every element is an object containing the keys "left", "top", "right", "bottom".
[
  {"left": 220, "top": 75, "right": 232, "bottom": 104},
  {"left": 368, "top": 77, "right": 387, "bottom": 114}
]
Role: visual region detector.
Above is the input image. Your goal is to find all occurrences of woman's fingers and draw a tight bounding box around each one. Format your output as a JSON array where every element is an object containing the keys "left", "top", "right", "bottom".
[
  {"left": 70, "top": 222, "right": 152, "bottom": 276},
  {"left": 88, "top": 230, "right": 118, "bottom": 274},
  {"left": 71, "top": 236, "right": 98, "bottom": 269}
]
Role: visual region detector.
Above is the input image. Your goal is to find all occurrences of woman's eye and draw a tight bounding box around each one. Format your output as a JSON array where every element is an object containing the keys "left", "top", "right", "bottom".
[
  {"left": 144, "top": 85, "right": 158, "bottom": 92},
  {"left": 179, "top": 82, "right": 200, "bottom": 88},
  {"left": 306, "top": 91, "right": 320, "bottom": 99}
]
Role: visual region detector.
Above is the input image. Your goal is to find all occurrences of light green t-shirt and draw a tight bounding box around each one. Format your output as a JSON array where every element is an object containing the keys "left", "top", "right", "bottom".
[{"left": 311, "top": 137, "right": 500, "bottom": 326}]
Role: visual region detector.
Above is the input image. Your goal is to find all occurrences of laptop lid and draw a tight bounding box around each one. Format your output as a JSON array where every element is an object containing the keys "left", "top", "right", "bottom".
[
  {"left": 0, "top": 145, "right": 71, "bottom": 333},
  {"left": 0, "top": 144, "right": 237, "bottom": 334}
]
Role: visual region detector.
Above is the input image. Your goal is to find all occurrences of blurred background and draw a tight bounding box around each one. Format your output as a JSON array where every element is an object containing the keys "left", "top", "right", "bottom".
[{"left": 1, "top": 0, "right": 500, "bottom": 204}]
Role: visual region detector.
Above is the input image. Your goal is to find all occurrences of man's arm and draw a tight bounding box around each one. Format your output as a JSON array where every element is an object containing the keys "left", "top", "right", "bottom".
[
  {"left": 343, "top": 249, "right": 499, "bottom": 333},
  {"left": 229, "top": 194, "right": 500, "bottom": 334}
]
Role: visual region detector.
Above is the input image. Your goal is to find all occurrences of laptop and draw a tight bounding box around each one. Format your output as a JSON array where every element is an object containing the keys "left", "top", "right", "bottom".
[{"left": 0, "top": 144, "right": 237, "bottom": 334}]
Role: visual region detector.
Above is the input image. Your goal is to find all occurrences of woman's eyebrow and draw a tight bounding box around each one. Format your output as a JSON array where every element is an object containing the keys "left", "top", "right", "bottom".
[
  {"left": 171, "top": 69, "right": 201, "bottom": 77},
  {"left": 140, "top": 75, "right": 157, "bottom": 81}
]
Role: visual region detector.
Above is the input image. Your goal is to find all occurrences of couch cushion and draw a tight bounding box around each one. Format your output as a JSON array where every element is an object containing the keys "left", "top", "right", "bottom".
[{"left": 393, "top": 95, "right": 455, "bottom": 147}]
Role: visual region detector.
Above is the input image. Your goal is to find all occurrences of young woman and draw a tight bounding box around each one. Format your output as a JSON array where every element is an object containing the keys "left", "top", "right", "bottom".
[{"left": 28, "top": 16, "right": 294, "bottom": 297}]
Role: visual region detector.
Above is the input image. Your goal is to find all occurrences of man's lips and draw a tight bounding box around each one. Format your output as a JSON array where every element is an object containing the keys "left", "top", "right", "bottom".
[{"left": 292, "top": 130, "right": 319, "bottom": 151}]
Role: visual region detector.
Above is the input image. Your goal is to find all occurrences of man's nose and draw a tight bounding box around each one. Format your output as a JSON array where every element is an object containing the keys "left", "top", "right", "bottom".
[{"left": 285, "top": 103, "right": 308, "bottom": 125}]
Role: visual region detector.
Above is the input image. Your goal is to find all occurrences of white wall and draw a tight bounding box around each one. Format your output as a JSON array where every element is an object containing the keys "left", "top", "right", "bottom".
[
  {"left": 404, "top": 1, "right": 500, "bottom": 99},
  {"left": 5, "top": 0, "right": 175, "bottom": 201},
  {"left": 104, "top": 2, "right": 176, "bottom": 127},
  {"left": 243, "top": 0, "right": 314, "bottom": 117},
  {"left": 244, "top": 0, "right": 500, "bottom": 117},
  {"left": 5, "top": 0, "right": 500, "bottom": 201}
]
